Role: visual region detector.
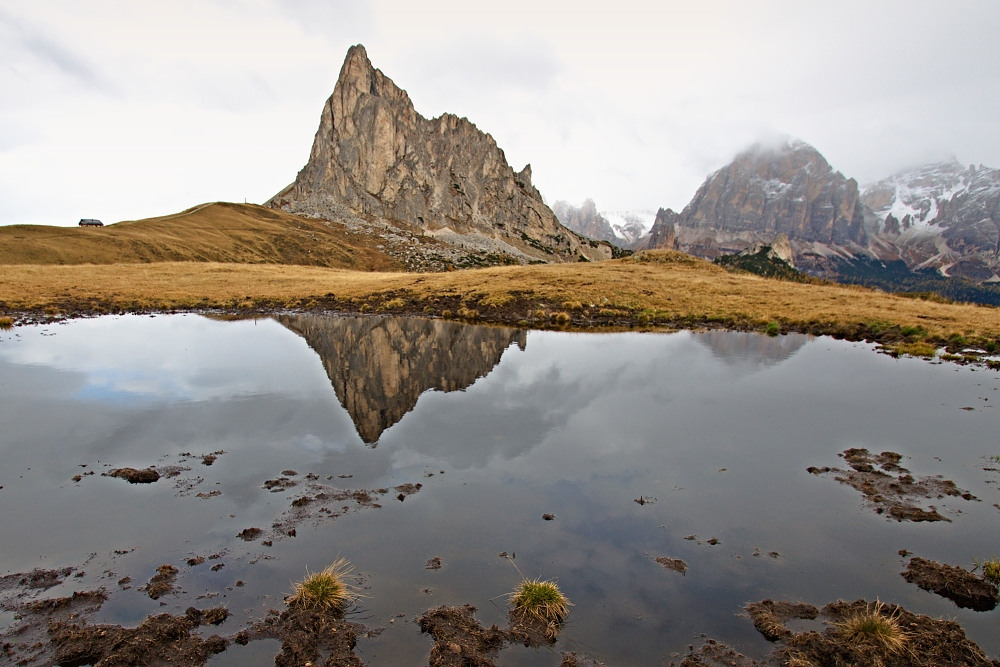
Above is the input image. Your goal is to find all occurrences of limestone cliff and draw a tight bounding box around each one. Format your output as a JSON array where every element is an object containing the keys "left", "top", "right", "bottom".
[
  {"left": 646, "top": 141, "right": 870, "bottom": 274},
  {"left": 279, "top": 314, "right": 526, "bottom": 444},
  {"left": 646, "top": 208, "right": 677, "bottom": 250},
  {"left": 268, "top": 45, "right": 612, "bottom": 265}
]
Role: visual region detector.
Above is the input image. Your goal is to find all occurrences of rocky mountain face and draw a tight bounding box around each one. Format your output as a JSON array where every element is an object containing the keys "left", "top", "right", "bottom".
[
  {"left": 552, "top": 201, "right": 655, "bottom": 249},
  {"left": 268, "top": 45, "right": 612, "bottom": 266},
  {"left": 647, "top": 141, "right": 868, "bottom": 273},
  {"left": 646, "top": 140, "right": 1000, "bottom": 283},
  {"left": 861, "top": 160, "right": 1000, "bottom": 281},
  {"left": 552, "top": 199, "right": 616, "bottom": 244},
  {"left": 278, "top": 314, "right": 525, "bottom": 445}
]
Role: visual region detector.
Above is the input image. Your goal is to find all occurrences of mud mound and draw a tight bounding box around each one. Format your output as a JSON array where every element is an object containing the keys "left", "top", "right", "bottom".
[
  {"left": 0, "top": 567, "right": 74, "bottom": 592},
  {"left": 0, "top": 590, "right": 108, "bottom": 667},
  {"left": 143, "top": 564, "right": 179, "bottom": 600},
  {"left": 656, "top": 556, "right": 688, "bottom": 573},
  {"left": 238, "top": 605, "right": 364, "bottom": 667},
  {"left": 106, "top": 467, "right": 160, "bottom": 484},
  {"left": 50, "top": 611, "right": 228, "bottom": 667},
  {"left": 417, "top": 604, "right": 507, "bottom": 667},
  {"left": 903, "top": 557, "right": 999, "bottom": 611},
  {"left": 674, "top": 639, "right": 768, "bottom": 666},
  {"left": 807, "top": 448, "right": 976, "bottom": 521},
  {"left": 755, "top": 598, "right": 998, "bottom": 667},
  {"left": 745, "top": 600, "right": 818, "bottom": 641},
  {"left": 561, "top": 653, "right": 612, "bottom": 667}
]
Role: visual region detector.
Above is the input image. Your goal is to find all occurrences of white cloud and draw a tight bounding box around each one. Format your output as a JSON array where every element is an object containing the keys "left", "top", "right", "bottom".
[{"left": 0, "top": 0, "right": 998, "bottom": 224}]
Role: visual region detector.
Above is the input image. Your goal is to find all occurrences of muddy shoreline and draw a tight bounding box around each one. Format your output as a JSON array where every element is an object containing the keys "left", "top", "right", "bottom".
[{"left": 2, "top": 293, "right": 997, "bottom": 369}]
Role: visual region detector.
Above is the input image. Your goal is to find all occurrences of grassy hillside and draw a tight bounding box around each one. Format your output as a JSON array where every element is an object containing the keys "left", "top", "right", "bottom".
[
  {"left": 0, "top": 202, "right": 401, "bottom": 271},
  {"left": 3, "top": 252, "right": 1000, "bottom": 350}
]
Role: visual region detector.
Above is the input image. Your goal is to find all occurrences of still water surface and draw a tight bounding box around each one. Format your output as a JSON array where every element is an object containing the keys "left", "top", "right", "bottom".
[{"left": 0, "top": 314, "right": 998, "bottom": 665}]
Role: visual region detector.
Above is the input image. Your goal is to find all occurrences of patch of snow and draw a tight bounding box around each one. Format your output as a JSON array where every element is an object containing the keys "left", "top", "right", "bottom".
[{"left": 600, "top": 209, "right": 656, "bottom": 242}]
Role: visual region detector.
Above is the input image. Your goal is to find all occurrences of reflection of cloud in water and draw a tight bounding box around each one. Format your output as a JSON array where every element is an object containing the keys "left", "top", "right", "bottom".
[
  {"left": 278, "top": 315, "right": 526, "bottom": 445},
  {"left": 693, "top": 331, "right": 809, "bottom": 375}
]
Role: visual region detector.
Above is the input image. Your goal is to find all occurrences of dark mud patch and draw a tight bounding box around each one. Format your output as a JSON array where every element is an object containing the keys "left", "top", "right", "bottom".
[
  {"left": 672, "top": 639, "right": 767, "bottom": 666},
  {"left": 236, "top": 605, "right": 364, "bottom": 667},
  {"left": 508, "top": 609, "right": 562, "bottom": 646},
  {"left": 105, "top": 467, "right": 160, "bottom": 484},
  {"left": 755, "top": 598, "right": 998, "bottom": 667},
  {"left": 142, "top": 564, "right": 179, "bottom": 600},
  {"left": 425, "top": 557, "right": 442, "bottom": 570},
  {"left": 902, "top": 556, "right": 999, "bottom": 611},
  {"left": 261, "top": 478, "right": 409, "bottom": 542},
  {"left": 417, "top": 604, "right": 508, "bottom": 667},
  {"left": 50, "top": 607, "right": 229, "bottom": 667},
  {"left": 0, "top": 590, "right": 108, "bottom": 667},
  {"left": 656, "top": 556, "right": 688, "bottom": 574},
  {"left": 560, "top": 653, "right": 613, "bottom": 667},
  {"left": 808, "top": 448, "right": 976, "bottom": 521},
  {"left": 264, "top": 476, "right": 298, "bottom": 492},
  {"left": 395, "top": 482, "right": 423, "bottom": 501},
  {"left": 745, "top": 600, "right": 818, "bottom": 641},
  {"left": 237, "top": 527, "right": 264, "bottom": 541},
  {"left": 0, "top": 567, "right": 74, "bottom": 593}
]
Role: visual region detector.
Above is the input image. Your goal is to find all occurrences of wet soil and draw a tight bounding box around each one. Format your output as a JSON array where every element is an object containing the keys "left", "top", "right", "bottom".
[
  {"left": 142, "top": 564, "right": 179, "bottom": 600},
  {"left": 50, "top": 606, "right": 230, "bottom": 667},
  {"left": 236, "top": 605, "right": 365, "bottom": 667},
  {"left": 745, "top": 600, "right": 818, "bottom": 641},
  {"left": 758, "top": 598, "right": 998, "bottom": 667},
  {"left": 1, "top": 590, "right": 108, "bottom": 667},
  {"left": 673, "top": 639, "right": 767, "bottom": 667},
  {"left": 656, "top": 557, "right": 688, "bottom": 574},
  {"left": 416, "top": 604, "right": 508, "bottom": 667},
  {"left": 0, "top": 567, "right": 74, "bottom": 593},
  {"left": 902, "top": 557, "right": 999, "bottom": 611},
  {"left": 559, "top": 653, "right": 611, "bottom": 667},
  {"left": 105, "top": 467, "right": 160, "bottom": 484},
  {"left": 808, "top": 448, "right": 976, "bottom": 521}
]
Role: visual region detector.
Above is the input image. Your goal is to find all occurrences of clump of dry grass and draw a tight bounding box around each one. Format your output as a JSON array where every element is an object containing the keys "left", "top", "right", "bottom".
[
  {"left": 0, "top": 316, "right": 12, "bottom": 330},
  {"left": 287, "top": 558, "right": 355, "bottom": 611},
  {"left": 833, "top": 600, "right": 908, "bottom": 655},
  {"left": 509, "top": 578, "right": 571, "bottom": 623},
  {"left": 894, "top": 341, "right": 938, "bottom": 358}
]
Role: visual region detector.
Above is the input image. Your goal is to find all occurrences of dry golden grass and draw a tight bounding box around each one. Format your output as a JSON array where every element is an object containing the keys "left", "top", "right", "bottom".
[
  {"left": 0, "top": 202, "right": 399, "bottom": 271},
  {"left": 1, "top": 250, "right": 999, "bottom": 342}
]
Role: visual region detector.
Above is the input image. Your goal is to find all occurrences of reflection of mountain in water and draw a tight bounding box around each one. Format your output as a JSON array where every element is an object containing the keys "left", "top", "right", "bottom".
[
  {"left": 694, "top": 331, "right": 809, "bottom": 373},
  {"left": 279, "top": 315, "right": 526, "bottom": 444}
]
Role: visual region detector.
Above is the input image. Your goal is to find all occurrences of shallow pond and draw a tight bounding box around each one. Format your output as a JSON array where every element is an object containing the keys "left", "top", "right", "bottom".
[{"left": 0, "top": 314, "right": 998, "bottom": 665}]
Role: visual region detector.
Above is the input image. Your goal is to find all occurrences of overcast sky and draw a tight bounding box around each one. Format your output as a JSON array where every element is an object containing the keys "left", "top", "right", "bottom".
[{"left": 2, "top": 0, "right": 999, "bottom": 226}]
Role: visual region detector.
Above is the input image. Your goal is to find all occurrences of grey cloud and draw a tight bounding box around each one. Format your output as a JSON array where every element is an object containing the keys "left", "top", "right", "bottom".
[{"left": 0, "top": 9, "right": 110, "bottom": 93}]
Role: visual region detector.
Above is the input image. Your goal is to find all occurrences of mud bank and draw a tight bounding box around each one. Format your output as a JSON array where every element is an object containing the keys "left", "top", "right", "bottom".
[
  {"left": 903, "top": 557, "right": 999, "bottom": 611},
  {"left": 808, "top": 448, "right": 977, "bottom": 521}
]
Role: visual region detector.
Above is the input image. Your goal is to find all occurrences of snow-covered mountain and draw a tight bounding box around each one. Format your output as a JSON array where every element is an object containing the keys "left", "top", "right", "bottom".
[
  {"left": 600, "top": 210, "right": 656, "bottom": 246},
  {"left": 861, "top": 160, "right": 1000, "bottom": 279}
]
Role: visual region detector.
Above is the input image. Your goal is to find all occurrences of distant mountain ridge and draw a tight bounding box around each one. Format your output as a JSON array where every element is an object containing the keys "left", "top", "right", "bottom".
[
  {"left": 552, "top": 200, "right": 653, "bottom": 249},
  {"left": 642, "top": 140, "right": 1000, "bottom": 285},
  {"left": 268, "top": 45, "right": 613, "bottom": 266}
]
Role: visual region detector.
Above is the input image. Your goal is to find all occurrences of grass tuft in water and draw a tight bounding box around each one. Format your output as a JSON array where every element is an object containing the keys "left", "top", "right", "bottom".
[
  {"left": 980, "top": 556, "right": 1000, "bottom": 585},
  {"left": 833, "top": 600, "right": 907, "bottom": 654},
  {"left": 0, "top": 317, "right": 12, "bottom": 330},
  {"left": 287, "top": 558, "right": 355, "bottom": 611},
  {"left": 509, "top": 578, "right": 571, "bottom": 623}
]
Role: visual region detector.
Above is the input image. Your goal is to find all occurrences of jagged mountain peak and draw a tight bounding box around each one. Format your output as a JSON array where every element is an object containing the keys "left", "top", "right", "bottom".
[{"left": 269, "top": 44, "right": 612, "bottom": 265}]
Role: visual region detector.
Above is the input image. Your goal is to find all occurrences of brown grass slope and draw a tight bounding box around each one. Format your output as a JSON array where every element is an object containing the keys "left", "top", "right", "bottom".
[
  {"left": 3, "top": 252, "right": 999, "bottom": 348},
  {"left": 0, "top": 202, "right": 400, "bottom": 271}
]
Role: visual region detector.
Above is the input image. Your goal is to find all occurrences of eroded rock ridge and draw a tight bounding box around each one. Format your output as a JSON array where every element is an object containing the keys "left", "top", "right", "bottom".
[{"left": 269, "top": 45, "right": 612, "bottom": 265}]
